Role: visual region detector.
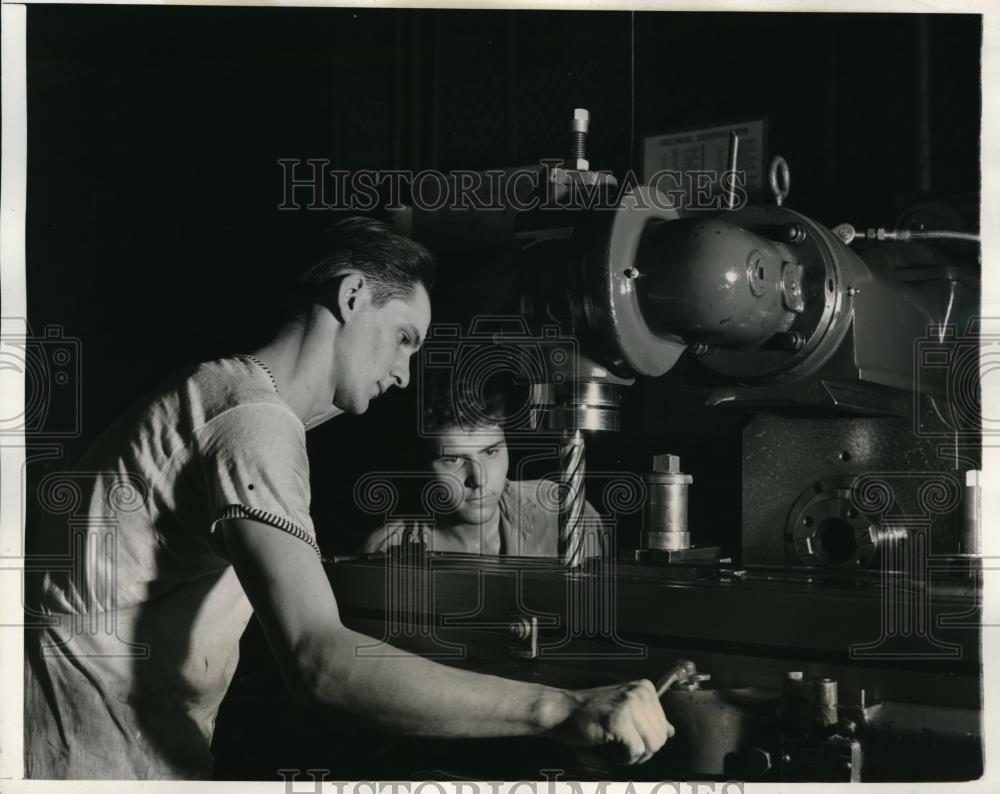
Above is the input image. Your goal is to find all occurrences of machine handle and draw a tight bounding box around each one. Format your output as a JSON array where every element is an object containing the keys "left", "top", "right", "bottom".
[{"left": 655, "top": 659, "right": 699, "bottom": 696}]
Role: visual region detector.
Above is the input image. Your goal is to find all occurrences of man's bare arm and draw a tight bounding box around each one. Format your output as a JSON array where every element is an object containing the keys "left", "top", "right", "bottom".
[{"left": 221, "top": 518, "right": 672, "bottom": 763}]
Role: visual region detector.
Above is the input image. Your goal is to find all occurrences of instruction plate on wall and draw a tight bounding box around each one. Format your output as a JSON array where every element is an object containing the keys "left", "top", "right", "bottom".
[{"left": 642, "top": 119, "right": 767, "bottom": 209}]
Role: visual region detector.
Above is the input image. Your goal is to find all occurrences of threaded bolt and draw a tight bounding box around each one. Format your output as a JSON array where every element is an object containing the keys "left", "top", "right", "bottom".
[{"left": 569, "top": 108, "right": 590, "bottom": 169}]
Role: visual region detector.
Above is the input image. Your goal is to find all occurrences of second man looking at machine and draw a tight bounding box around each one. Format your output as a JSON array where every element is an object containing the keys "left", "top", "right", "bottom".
[{"left": 361, "top": 376, "right": 604, "bottom": 557}]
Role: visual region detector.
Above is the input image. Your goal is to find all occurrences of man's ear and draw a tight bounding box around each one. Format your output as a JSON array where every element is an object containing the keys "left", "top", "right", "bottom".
[{"left": 336, "top": 273, "right": 369, "bottom": 322}]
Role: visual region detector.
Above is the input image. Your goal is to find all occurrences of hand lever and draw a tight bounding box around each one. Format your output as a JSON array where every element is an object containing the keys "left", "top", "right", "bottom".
[{"left": 655, "top": 659, "right": 712, "bottom": 696}]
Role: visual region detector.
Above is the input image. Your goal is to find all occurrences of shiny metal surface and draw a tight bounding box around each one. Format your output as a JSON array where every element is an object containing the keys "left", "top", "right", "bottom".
[
  {"left": 642, "top": 531, "right": 691, "bottom": 551},
  {"left": 642, "top": 454, "right": 693, "bottom": 551},
  {"left": 557, "top": 429, "right": 586, "bottom": 567},
  {"left": 634, "top": 217, "right": 794, "bottom": 347},
  {"left": 694, "top": 205, "right": 856, "bottom": 384},
  {"left": 527, "top": 379, "right": 626, "bottom": 432}
]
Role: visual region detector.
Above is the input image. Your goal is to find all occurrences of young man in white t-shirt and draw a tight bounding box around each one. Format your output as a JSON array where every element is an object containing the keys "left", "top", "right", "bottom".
[{"left": 25, "top": 217, "right": 672, "bottom": 779}]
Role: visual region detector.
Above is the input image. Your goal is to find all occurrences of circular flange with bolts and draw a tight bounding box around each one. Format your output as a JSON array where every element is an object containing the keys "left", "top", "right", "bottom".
[
  {"left": 785, "top": 477, "right": 884, "bottom": 569},
  {"left": 578, "top": 186, "right": 687, "bottom": 377},
  {"left": 694, "top": 204, "right": 861, "bottom": 384}
]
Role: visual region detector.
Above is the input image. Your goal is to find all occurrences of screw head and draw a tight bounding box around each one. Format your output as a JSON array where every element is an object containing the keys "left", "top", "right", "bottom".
[
  {"left": 785, "top": 223, "right": 807, "bottom": 244},
  {"left": 781, "top": 331, "right": 806, "bottom": 351}
]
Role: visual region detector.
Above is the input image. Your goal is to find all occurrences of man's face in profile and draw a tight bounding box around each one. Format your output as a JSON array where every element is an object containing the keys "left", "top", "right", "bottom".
[
  {"left": 430, "top": 424, "right": 509, "bottom": 525},
  {"left": 333, "top": 282, "right": 431, "bottom": 415}
]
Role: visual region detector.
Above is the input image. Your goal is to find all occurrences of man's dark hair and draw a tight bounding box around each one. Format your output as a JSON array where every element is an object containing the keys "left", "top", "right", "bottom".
[
  {"left": 422, "top": 374, "right": 508, "bottom": 437},
  {"left": 298, "top": 216, "right": 436, "bottom": 309}
]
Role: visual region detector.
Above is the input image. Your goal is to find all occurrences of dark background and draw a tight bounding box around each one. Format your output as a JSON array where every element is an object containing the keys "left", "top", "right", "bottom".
[{"left": 25, "top": 6, "right": 981, "bottom": 556}]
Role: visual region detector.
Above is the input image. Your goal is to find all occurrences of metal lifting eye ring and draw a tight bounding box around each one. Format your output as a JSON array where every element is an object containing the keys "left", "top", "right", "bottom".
[{"left": 769, "top": 156, "right": 791, "bottom": 207}]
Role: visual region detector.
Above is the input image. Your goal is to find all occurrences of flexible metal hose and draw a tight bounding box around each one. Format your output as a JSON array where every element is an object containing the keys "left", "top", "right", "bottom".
[{"left": 874, "top": 228, "right": 980, "bottom": 243}]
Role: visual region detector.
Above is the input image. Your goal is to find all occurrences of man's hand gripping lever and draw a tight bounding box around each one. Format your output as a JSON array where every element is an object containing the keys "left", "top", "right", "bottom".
[{"left": 545, "top": 674, "right": 678, "bottom": 766}]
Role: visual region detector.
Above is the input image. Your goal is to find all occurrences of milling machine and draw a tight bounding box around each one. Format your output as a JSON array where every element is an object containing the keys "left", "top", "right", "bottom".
[{"left": 326, "top": 110, "right": 983, "bottom": 782}]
